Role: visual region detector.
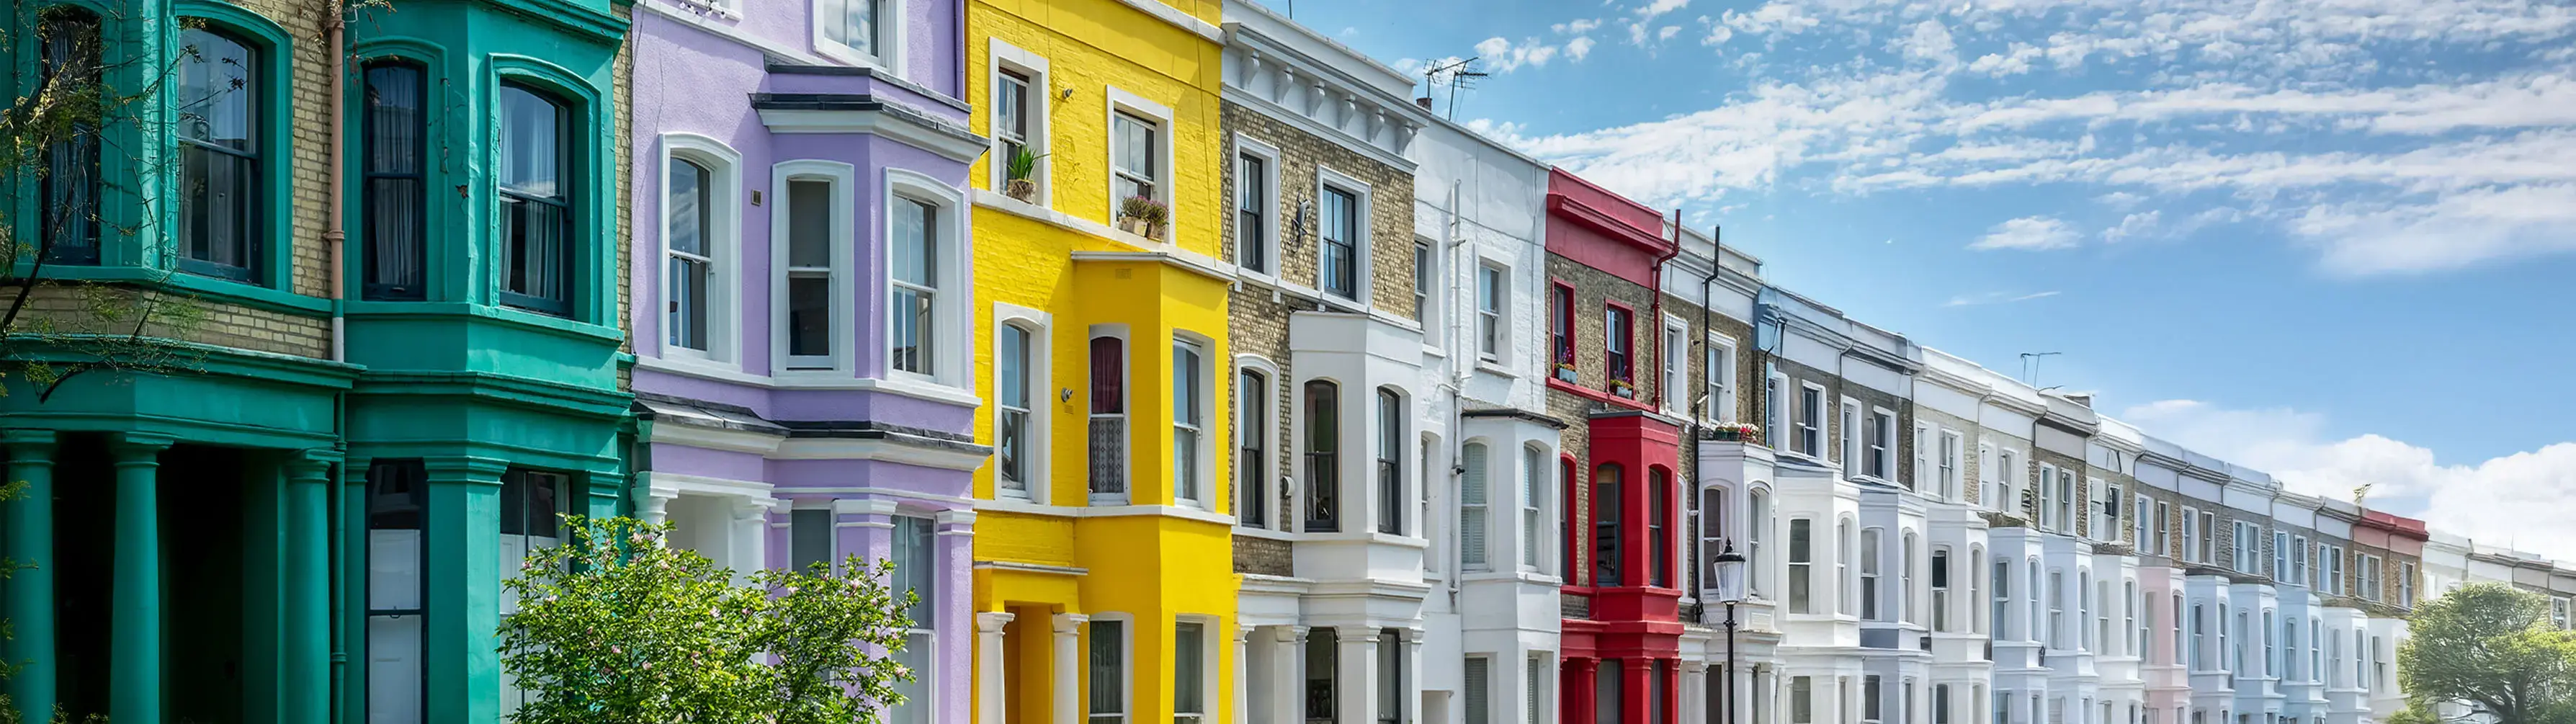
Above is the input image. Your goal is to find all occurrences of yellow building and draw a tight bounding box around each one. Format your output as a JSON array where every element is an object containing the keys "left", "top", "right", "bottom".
[{"left": 963, "top": 1, "right": 1237, "bottom": 723}]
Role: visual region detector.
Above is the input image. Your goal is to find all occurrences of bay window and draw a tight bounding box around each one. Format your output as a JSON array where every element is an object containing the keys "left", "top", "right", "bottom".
[
  {"left": 179, "top": 27, "right": 264, "bottom": 282},
  {"left": 1304, "top": 380, "right": 1341, "bottom": 532},
  {"left": 1173, "top": 339, "right": 1207, "bottom": 506},
  {"left": 363, "top": 61, "right": 427, "bottom": 298},
  {"left": 497, "top": 84, "right": 572, "bottom": 315},
  {"left": 1239, "top": 368, "right": 1269, "bottom": 527},
  {"left": 366, "top": 459, "right": 428, "bottom": 724},
  {"left": 38, "top": 8, "right": 103, "bottom": 265},
  {"left": 888, "top": 196, "right": 940, "bottom": 377},
  {"left": 1462, "top": 443, "right": 1489, "bottom": 570},
  {"left": 1595, "top": 464, "right": 1624, "bottom": 586},
  {"left": 997, "top": 324, "right": 1033, "bottom": 496},
  {"left": 1089, "top": 334, "right": 1129, "bottom": 502},
  {"left": 1376, "top": 388, "right": 1403, "bottom": 535},
  {"left": 891, "top": 516, "right": 936, "bottom": 724}
]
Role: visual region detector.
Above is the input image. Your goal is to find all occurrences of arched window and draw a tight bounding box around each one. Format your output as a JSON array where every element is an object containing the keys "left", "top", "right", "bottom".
[
  {"left": 1593, "top": 463, "right": 1624, "bottom": 586},
  {"left": 1521, "top": 445, "right": 1546, "bottom": 571},
  {"left": 996, "top": 323, "right": 1034, "bottom": 496},
  {"left": 667, "top": 156, "right": 715, "bottom": 349},
  {"left": 497, "top": 83, "right": 572, "bottom": 314},
  {"left": 37, "top": 7, "right": 102, "bottom": 265},
  {"left": 1088, "top": 334, "right": 1128, "bottom": 502},
  {"left": 1303, "top": 380, "right": 1340, "bottom": 532},
  {"left": 364, "top": 61, "right": 429, "bottom": 299},
  {"left": 178, "top": 25, "right": 265, "bottom": 281},
  {"left": 1461, "top": 442, "right": 1489, "bottom": 570},
  {"left": 1375, "top": 388, "right": 1403, "bottom": 535},
  {"left": 1238, "top": 367, "right": 1269, "bottom": 527}
]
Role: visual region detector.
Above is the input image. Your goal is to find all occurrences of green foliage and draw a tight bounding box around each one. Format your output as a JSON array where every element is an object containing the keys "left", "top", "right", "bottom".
[
  {"left": 2398, "top": 583, "right": 2576, "bottom": 724},
  {"left": 1004, "top": 147, "right": 1046, "bottom": 182},
  {"left": 498, "top": 516, "right": 918, "bottom": 724}
]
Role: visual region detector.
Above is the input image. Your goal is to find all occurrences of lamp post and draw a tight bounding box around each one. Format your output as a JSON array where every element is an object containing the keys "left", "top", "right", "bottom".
[{"left": 1715, "top": 541, "right": 1748, "bottom": 724}]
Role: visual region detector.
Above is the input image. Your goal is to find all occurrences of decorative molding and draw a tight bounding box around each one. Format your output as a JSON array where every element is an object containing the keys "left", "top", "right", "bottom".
[{"left": 752, "top": 99, "right": 991, "bottom": 163}]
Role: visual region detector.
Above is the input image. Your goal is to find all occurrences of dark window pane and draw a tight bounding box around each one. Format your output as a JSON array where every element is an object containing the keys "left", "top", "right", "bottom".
[
  {"left": 1089, "top": 336, "right": 1124, "bottom": 414},
  {"left": 38, "top": 9, "right": 102, "bottom": 265},
  {"left": 791, "top": 509, "right": 833, "bottom": 570},
  {"left": 787, "top": 275, "right": 831, "bottom": 359},
  {"left": 178, "top": 27, "right": 261, "bottom": 281},
  {"left": 498, "top": 84, "right": 569, "bottom": 313},
  {"left": 363, "top": 63, "right": 426, "bottom": 299}
]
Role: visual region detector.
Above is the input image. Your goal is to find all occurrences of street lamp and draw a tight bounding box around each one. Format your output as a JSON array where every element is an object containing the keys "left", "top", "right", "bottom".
[{"left": 1714, "top": 541, "right": 1748, "bottom": 724}]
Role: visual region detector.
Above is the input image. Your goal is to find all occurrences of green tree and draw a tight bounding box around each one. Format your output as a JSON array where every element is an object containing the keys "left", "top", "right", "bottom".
[
  {"left": 2400, "top": 583, "right": 2576, "bottom": 724},
  {"left": 498, "top": 516, "right": 918, "bottom": 724},
  {"left": 1, "top": 6, "right": 214, "bottom": 404}
]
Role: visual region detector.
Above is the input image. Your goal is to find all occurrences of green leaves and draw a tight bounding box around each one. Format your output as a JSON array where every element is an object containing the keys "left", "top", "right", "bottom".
[
  {"left": 497, "top": 516, "right": 918, "bottom": 724},
  {"left": 2397, "top": 583, "right": 2576, "bottom": 724}
]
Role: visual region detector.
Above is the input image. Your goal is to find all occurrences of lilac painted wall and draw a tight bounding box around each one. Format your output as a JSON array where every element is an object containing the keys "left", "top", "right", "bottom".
[{"left": 629, "top": 0, "right": 983, "bottom": 718}]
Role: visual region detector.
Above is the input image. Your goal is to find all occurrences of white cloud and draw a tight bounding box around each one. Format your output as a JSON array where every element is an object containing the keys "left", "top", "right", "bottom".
[
  {"left": 1943, "top": 290, "right": 2063, "bottom": 306},
  {"left": 1967, "top": 43, "right": 2043, "bottom": 76},
  {"left": 1555, "top": 18, "right": 1605, "bottom": 35},
  {"left": 2122, "top": 400, "right": 2576, "bottom": 562},
  {"left": 1898, "top": 20, "right": 1959, "bottom": 66},
  {"left": 1475, "top": 37, "right": 1562, "bottom": 72},
  {"left": 1970, "top": 216, "right": 2082, "bottom": 250},
  {"left": 2102, "top": 210, "right": 2160, "bottom": 242},
  {"left": 1567, "top": 36, "right": 1600, "bottom": 61}
]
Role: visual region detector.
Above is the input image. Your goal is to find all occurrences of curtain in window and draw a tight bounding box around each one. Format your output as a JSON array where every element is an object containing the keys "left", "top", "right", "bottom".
[
  {"left": 1089, "top": 620, "right": 1125, "bottom": 723},
  {"left": 1089, "top": 337, "right": 1127, "bottom": 498},
  {"left": 38, "top": 9, "right": 102, "bottom": 265},
  {"left": 498, "top": 85, "right": 570, "bottom": 313},
  {"left": 1175, "top": 622, "right": 1205, "bottom": 720},
  {"left": 821, "top": 0, "right": 878, "bottom": 55},
  {"left": 364, "top": 63, "right": 427, "bottom": 298}
]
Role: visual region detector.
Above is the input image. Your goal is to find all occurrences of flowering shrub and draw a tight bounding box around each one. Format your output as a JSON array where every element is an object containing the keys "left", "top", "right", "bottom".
[{"left": 498, "top": 515, "right": 916, "bottom": 724}]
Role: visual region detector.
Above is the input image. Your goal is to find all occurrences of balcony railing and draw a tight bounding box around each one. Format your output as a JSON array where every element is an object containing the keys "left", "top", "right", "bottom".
[
  {"left": 1305, "top": 452, "right": 1338, "bottom": 532},
  {"left": 1089, "top": 414, "right": 1127, "bottom": 499}
]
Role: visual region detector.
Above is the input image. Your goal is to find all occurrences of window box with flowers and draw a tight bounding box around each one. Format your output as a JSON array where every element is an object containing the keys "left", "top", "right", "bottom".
[
  {"left": 1117, "top": 195, "right": 1168, "bottom": 240},
  {"left": 1609, "top": 378, "right": 1637, "bottom": 400},
  {"left": 1706, "top": 422, "right": 1761, "bottom": 444}
]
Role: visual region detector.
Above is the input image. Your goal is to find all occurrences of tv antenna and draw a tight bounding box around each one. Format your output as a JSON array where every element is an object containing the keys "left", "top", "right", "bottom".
[
  {"left": 1422, "top": 56, "right": 1489, "bottom": 122},
  {"left": 2019, "top": 352, "right": 2061, "bottom": 388}
]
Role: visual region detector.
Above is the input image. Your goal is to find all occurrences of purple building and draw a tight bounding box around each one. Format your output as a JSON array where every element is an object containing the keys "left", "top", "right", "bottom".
[{"left": 624, "top": 0, "right": 987, "bottom": 721}]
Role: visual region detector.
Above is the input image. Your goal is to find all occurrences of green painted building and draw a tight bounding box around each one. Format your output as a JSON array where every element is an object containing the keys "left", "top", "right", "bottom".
[{"left": 0, "top": 0, "right": 633, "bottom": 720}]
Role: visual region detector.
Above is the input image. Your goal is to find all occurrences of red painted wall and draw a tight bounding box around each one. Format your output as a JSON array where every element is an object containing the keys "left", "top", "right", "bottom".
[{"left": 1545, "top": 169, "right": 1675, "bottom": 288}]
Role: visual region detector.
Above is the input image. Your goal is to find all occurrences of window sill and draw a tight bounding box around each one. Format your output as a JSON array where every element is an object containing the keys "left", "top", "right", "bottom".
[
  {"left": 1473, "top": 359, "right": 1519, "bottom": 379},
  {"left": 638, "top": 357, "right": 983, "bottom": 407},
  {"left": 646, "top": 349, "right": 745, "bottom": 378},
  {"left": 25, "top": 263, "right": 330, "bottom": 316},
  {"left": 974, "top": 189, "right": 1234, "bottom": 278},
  {"left": 342, "top": 301, "right": 624, "bottom": 344}
]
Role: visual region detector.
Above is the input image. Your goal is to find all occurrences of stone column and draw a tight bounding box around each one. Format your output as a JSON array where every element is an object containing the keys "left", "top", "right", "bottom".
[
  {"left": 1567, "top": 657, "right": 1599, "bottom": 724},
  {"left": 2, "top": 431, "right": 57, "bottom": 721},
  {"left": 285, "top": 452, "right": 336, "bottom": 724},
  {"left": 1057, "top": 613, "right": 1090, "bottom": 724},
  {"left": 1405, "top": 628, "right": 1426, "bottom": 724},
  {"left": 1274, "top": 627, "right": 1307, "bottom": 724},
  {"left": 632, "top": 475, "right": 670, "bottom": 524},
  {"left": 108, "top": 433, "right": 174, "bottom": 724},
  {"left": 1235, "top": 626, "right": 1254, "bottom": 724},
  {"left": 424, "top": 455, "right": 509, "bottom": 724},
  {"left": 978, "top": 612, "right": 1016, "bottom": 724},
  {"left": 1336, "top": 627, "right": 1380, "bottom": 724},
  {"left": 1626, "top": 658, "right": 1655, "bottom": 724},
  {"left": 1684, "top": 661, "right": 1709, "bottom": 724}
]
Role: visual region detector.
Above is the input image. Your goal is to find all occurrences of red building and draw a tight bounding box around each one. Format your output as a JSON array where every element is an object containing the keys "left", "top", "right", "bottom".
[{"left": 1544, "top": 169, "right": 1686, "bottom": 724}]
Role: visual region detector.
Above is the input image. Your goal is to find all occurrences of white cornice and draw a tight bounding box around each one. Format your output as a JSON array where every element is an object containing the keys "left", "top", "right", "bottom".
[
  {"left": 649, "top": 417, "right": 990, "bottom": 472},
  {"left": 754, "top": 107, "right": 990, "bottom": 163},
  {"left": 1221, "top": 86, "right": 1417, "bottom": 171},
  {"left": 1111, "top": 0, "right": 1223, "bottom": 43},
  {"left": 650, "top": 419, "right": 784, "bottom": 456}
]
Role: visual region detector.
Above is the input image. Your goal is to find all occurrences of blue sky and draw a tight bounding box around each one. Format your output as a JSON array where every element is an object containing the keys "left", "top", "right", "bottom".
[{"left": 1253, "top": 0, "right": 2576, "bottom": 557}]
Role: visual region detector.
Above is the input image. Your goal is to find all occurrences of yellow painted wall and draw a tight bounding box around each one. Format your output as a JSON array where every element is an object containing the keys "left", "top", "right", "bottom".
[{"left": 965, "top": 1, "right": 1239, "bottom": 723}]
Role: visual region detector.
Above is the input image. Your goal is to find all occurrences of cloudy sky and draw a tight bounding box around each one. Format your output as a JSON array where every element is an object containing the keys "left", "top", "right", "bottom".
[{"left": 1260, "top": 0, "right": 2576, "bottom": 559}]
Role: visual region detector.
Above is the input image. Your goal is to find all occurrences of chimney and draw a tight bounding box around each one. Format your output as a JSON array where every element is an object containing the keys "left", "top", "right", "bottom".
[{"left": 1416, "top": 97, "right": 1434, "bottom": 110}]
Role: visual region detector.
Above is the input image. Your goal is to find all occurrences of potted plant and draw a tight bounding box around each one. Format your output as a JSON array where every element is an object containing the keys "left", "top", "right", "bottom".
[
  {"left": 1609, "top": 377, "right": 1636, "bottom": 399},
  {"left": 1117, "top": 195, "right": 1169, "bottom": 239},
  {"left": 1003, "top": 148, "right": 1045, "bottom": 202},
  {"left": 1707, "top": 422, "right": 1761, "bottom": 444}
]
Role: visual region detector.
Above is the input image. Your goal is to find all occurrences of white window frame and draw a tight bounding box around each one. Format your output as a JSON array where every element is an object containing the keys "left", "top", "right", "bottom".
[
  {"left": 993, "top": 303, "right": 1053, "bottom": 503},
  {"left": 1231, "top": 135, "right": 1281, "bottom": 277},
  {"left": 1088, "top": 324, "right": 1132, "bottom": 506},
  {"left": 812, "top": 0, "right": 906, "bottom": 75},
  {"left": 1235, "top": 355, "right": 1282, "bottom": 528},
  {"left": 2291, "top": 535, "right": 2309, "bottom": 585},
  {"left": 1797, "top": 382, "right": 1825, "bottom": 458},
  {"left": 988, "top": 39, "right": 1053, "bottom": 204},
  {"left": 1861, "top": 527, "right": 1884, "bottom": 621},
  {"left": 1477, "top": 260, "right": 1510, "bottom": 363},
  {"left": 1977, "top": 443, "right": 1995, "bottom": 510},
  {"left": 1998, "top": 449, "right": 2021, "bottom": 516},
  {"left": 884, "top": 169, "right": 972, "bottom": 390},
  {"left": 771, "top": 160, "right": 857, "bottom": 376},
  {"left": 1866, "top": 406, "right": 1896, "bottom": 481},
  {"left": 1104, "top": 86, "right": 1175, "bottom": 236},
  {"left": 657, "top": 134, "right": 744, "bottom": 368},
  {"left": 1414, "top": 238, "right": 1439, "bottom": 340},
  {"left": 1913, "top": 422, "right": 1933, "bottom": 493},
  {"left": 1172, "top": 334, "right": 1213, "bottom": 509},
  {"left": 1086, "top": 613, "right": 1135, "bottom": 724},
  {"left": 2153, "top": 501, "right": 2171, "bottom": 556},
  {"left": 1704, "top": 333, "right": 1737, "bottom": 423},
  {"left": 2054, "top": 469, "right": 2075, "bottom": 535},
  {"left": 889, "top": 514, "right": 939, "bottom": 724},
  {"left": 2180, "top": 507, "right": 2198, "bottom": 563},
  {"left": 1662, "top": 316, "right": 1689, "bottom": 414},
  {"left": 1462, "top": 440, "right": 1492, "bottom": 571},
  {"left": 2037, "top": 464, "right": 2058, "bottom": 530},
  {"left": 1521, "top": 444, "right": 1549, "bottom": 573},
  {"left": 1939, "top": 431, "right": 1963, "bottom": 501},
  {"left": 1173, "top": 615, "right": 1217, "bottom": 724},
  {"left": 2087, "top": 477, "right": 2110, "bottom": 540},
  {"left": 2273, "top": 531, "right": 2291, "bottom": 582},
  {"left": 1841, "top": 397, "right": 1864, "bottom": 472},
  {"left": 1312, "top": 164, "right": 1374, "bottom": 307},
  {"left": 2133, "top": 496, "right": 2151, "bottom": 550}
]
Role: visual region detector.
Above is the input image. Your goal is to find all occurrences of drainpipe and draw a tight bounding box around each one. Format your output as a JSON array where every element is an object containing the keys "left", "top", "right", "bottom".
[
  {"left": 1647, "top": 210, "right": 1679, "bottom": 408},
  {"left": 1691, "top": 226, "right": 1721, "bottom": 605},
  {"left": 324, "top": 6, "right": 350, "bottom": 722}
]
